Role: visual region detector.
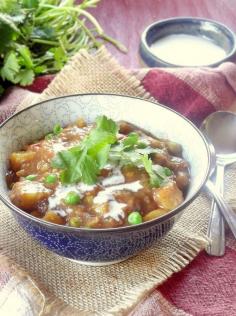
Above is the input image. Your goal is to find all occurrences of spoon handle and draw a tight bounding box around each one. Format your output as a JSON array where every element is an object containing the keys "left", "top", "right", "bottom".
[
  {"left": 205, "top": 164, "right": 225, "bottom": 256},
  {"left": 205, "top": 196, "right": 225, "bottom": 256},
  {"left": 206, "top": 177, "right": 236, "bottom": 240},
  {"left": 216, "top": 163, "right": 225, "bottom": 195}
]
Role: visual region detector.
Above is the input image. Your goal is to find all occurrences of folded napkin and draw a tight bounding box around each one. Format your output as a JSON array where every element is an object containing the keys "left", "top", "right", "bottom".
[
  {"left": 2, "top": 57, "right": 236, "bottom": 125},
  {"left": 1, "top": 47, "right": 236, "bottom": 316},
  {"left": 140, "top": 63, "right": 236, "bottom": 125}
]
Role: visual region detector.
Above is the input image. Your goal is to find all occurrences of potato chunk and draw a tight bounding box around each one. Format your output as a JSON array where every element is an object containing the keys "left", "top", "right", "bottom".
[
  {"left": 42, "top": 211, "right": 65, "bottom": 225},
  {"left": 10, "top": 181, "right": 51, "bottom": 211},
  {"left": 153, "top": 182, "right": 183, "bottom": 210},
  {"left": 10, "top": 151, "right": 36, "bottom": 172},
  {"left": 143, "top": 208, "right": 169, "bottom": 222}
]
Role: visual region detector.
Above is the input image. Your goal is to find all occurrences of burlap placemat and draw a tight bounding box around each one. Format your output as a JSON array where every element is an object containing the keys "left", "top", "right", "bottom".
[{"left": 2, "top": 46, "right": 235, "bottom": 315}]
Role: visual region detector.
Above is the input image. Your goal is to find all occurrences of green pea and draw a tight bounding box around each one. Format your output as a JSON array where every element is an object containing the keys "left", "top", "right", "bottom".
[
  {"left": 64, "top": 191, "right": 80, "bottom": 205},
  {"left": 128, "top": 211, "right": 143, "bottom": 225},
  {"left": 69, "top": 217, "right": 81, "bottom": 227},
  {"left": 44, "top": 173, "right": 57, "bottom": 184},
  {"left": 164, "top": 167, "right": 172, "bottom": 176},
  {"left": 53, "top": 124, "right": 63, "bottom": 135},
  {"left": 45, "top": 133, "right": 53, "bottom": 140},
  {"left": 25, "top": 174, "right": 37, "bottom": 181}
]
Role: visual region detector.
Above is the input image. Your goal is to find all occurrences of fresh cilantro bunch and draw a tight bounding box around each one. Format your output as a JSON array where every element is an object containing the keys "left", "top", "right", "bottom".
[
  {"left": 51, "top": 116, "right": 172, "bottom": 187},
  {"left": 0, "top": 0, "right": 126, "bottom": 95}
]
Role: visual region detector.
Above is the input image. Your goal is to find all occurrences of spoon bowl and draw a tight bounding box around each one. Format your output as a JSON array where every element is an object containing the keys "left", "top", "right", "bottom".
[{"left": 201, "top": 111, "right": 236, "bottom": 162}]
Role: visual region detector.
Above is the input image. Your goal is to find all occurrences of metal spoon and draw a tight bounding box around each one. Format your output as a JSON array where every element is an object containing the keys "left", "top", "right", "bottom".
[
  {"left": 201, "top": 111, "right": 236, "bottom": 256},
  {"left": 203, "top": 140, "right": 226, "bottom": 255}
]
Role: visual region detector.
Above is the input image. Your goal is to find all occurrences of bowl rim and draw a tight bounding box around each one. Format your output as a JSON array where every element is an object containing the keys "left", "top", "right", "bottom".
[
  {"left": 140, "top": 16, "right": 236, "bottom": 68},
  {"left": 0, "top": 93, "right": 211, "bottom": 234}
]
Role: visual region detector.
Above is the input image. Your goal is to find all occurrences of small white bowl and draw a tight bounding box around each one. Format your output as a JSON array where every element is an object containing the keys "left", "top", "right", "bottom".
[{"left": 140, "top": 17, "right": 236, "bottom": 67}]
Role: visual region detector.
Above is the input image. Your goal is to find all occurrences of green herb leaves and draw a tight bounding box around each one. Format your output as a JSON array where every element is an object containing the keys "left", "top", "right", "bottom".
[
  {"left": 142, "top": 154, "right": 162, "bottom": 187},
  {"left": 1, "top": 52, "right": 19, "bottom": 82},
  {"left": 57, "top": 148, "right": 99, "bottom": 185},
  {"left": 45, "top": 123, "right": 63, "bottom": 140},
  {"left": 0, "top": 0, "right": 126, "bottom": 96},
  {"left": 83, "top": 116, "right": 118, "bottom": 170},
  {"left": 51, "top": 116, "right": 118, "bottom": 185},
  {"left": 51, "top": 116, "right": 172, "bottom": 187},
  {"left": 142, "top": 155, "right": 172, "bottom": 187},
  {"left": 122, "top": 132, "right": 139, "bottom": 150},
  {"left": 0, "top": 47, "right": 34, "bottom": 86},
  {"left": 22, "top": 0, "right": 39, "bottom": 9},
  {"left": 96, "top": 115, "right": 118, "bottom": 134},
  {"left": 53, "top": 123, "right": 63, "bottom": 135},
  {"left": 109, "top": 133, "right": 172, "bottom": 188}
]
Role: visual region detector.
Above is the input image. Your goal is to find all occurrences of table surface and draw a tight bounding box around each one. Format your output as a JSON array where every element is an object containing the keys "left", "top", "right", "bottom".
[{"left": 92, "top": 0, "right": 236, "bottom": 68}]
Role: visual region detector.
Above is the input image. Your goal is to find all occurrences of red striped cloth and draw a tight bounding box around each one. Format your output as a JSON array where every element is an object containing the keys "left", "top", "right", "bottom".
[{"left": 1, "top": 63, "right": 236, "bottom": 315}]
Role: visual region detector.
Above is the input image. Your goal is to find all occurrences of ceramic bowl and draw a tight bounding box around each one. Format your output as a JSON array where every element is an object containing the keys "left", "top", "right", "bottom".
[
  {"left": 0, "top": 94, "right": 211, "bottom": 265},
  {"left": 140, "top": 17, "right": 236, "bottom": 67}
]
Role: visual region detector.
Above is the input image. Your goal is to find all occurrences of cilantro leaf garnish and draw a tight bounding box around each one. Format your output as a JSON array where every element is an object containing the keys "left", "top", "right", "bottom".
[
  {"left": 59, "top": 150, "right": 99, "bottom": 185},
  {"left": 152, "top": 165, "right": 172, "bottom": 179},
  {"left": 142, "top": 154, "right": 162, "bottom": 187},
  {"left": 122, "top": 132, "right": 139, "bottom": 151},
  {"left": 84, "top": 116, "right": 118, "bottom": 168},
  {"left": 109, "top": 142, "right": 171, "bottom": 188},
  {"left": 51, "top": 116, "right": 172, "bottom": 187},
  {"left": 96, "top": 115, "right": 118, "bottom": 134},
  {"left": 51, "top": 116, "right": 118, "bottom": 185}
]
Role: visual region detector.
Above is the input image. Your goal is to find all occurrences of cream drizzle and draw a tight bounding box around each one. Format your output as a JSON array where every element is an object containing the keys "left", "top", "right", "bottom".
[
  {"left": 94, "top": 181, "right": 142, "bottom": 205},
  {"left": 103, "top": 200, "right": 126, "bottom": 221},
  {"left": 94, "top": 181, "right": 142, "bottom": 221},
  {"left": 101, "top": 167, "right": 125, "bottom": 187},
  {"left": 48, "top": 183, "right": 96, "bottom": 210},
  {"left": 21, "top": 180, "right": 51, "bottom": 194},
  {"left": 68, "top": 125, "right": 91, "bottom": 136},
  {"left": 139, "top": 136, "right": 150, "bottom": 145},
  {"left": 51, "top": 141, "right": 67, "bottom": 153}
]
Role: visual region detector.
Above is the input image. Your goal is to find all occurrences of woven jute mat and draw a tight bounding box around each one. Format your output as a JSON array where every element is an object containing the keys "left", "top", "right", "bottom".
[{"left": 1, "top": 47, "right": 236, "bottom": 315}]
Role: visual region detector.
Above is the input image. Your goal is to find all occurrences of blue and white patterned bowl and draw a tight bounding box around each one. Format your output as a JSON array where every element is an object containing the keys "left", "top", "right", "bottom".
[{"left": 0, "top": 94, "right": 211, "bottom": 265}]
